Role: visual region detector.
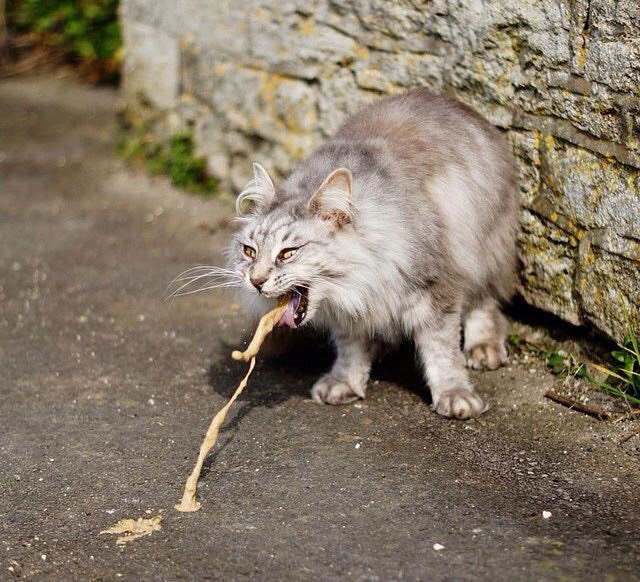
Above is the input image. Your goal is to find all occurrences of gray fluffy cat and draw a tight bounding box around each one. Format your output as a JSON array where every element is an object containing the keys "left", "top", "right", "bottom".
[{"left": 230, "top": 89, "right": 518, "bottom": 419}]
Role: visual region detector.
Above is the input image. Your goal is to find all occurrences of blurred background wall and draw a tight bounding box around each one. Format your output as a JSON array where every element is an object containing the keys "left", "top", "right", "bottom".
[{"left": 119, "top": 0, "right": 640, "bottom": 341}]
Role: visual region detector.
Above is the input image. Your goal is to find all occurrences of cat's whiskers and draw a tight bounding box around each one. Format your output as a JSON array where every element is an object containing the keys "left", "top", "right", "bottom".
[
  {"left": 166, "top": 265, "right": 242, "bottom": 302},
  {"left": 167, "top": 265, "right": 239, "bottom": 286},
  {"left": 170, "top": 280, "right": 240, "bottom": 298}
]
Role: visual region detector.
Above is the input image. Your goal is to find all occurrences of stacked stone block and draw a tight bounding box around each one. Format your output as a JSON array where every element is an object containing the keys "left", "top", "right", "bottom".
[{"left": 121, "top": 0, "right": 640, "bottom": 340}]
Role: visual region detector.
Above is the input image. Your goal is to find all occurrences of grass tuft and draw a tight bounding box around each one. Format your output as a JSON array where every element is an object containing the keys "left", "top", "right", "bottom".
[
  {"left": 7, "top": 0, "right": 122, "bottom": 82},
  {"left": 544, "top": 325, "right": 640, "bottom": 407},
  {"left": 118, "top": 127, "right": 218, "bottom": 195}
]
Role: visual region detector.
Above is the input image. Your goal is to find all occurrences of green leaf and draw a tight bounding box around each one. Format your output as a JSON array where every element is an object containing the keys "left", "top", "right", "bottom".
[
  {"left": 589, "top": 362, "right": 627, "bottom": 382},
  {"left": 8, "top": 0, "right": 122, "bottom": 76},
  {"left": 546, "top": 352, "right": 565, "bottom": 374},
  {"left": 611, "top": 350, "right": 627, "bottom": 363}
]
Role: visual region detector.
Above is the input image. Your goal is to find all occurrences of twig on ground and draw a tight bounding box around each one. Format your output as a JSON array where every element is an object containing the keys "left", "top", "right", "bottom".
[
  {"left": 614, "top": 409, "right": 640, "bottom": 423},
  {"left": 617, "top": 425, "right": 640, "bottom": 445},
  {"left": 544, "top": 390, "right": 610, "bottom": 420}
]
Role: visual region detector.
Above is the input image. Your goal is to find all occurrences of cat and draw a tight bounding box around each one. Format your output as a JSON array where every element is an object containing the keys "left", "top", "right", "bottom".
[{"left": 229, "top": 89, "right": 518, "bottom": 419}]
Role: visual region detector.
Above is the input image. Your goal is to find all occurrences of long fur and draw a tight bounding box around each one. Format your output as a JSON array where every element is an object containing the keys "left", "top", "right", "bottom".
[{"left": 227, "top": 89, "right": 518, "bottom": 419}]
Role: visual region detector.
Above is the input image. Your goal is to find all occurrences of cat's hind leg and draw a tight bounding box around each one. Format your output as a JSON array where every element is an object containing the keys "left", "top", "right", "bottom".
[
  {"left": 311, "top": 330, "right": 375, "bottom": 405},
  {"left": 463, "top": 296, "right": 509, "bottom": 370}
]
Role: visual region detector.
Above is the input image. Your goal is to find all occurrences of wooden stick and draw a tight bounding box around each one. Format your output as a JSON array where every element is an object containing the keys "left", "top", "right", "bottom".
[
  {"left": 618, "top": 425, "right": 640, "bottom": 445},
  {"left": 544, "top": 390, "right": 610, "bottom": 420},
  {"left": 614, "top": 409, "right": 640, "bottom": 423}
]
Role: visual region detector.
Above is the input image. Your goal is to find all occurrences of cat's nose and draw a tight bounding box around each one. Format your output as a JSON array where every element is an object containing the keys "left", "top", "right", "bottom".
[{"left": 250, "top": 275, "right": 268, "bottom": 293}]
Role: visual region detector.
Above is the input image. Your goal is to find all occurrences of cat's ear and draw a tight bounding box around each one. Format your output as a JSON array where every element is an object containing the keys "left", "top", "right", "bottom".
[
  {"left": 235, "top": 162, "right": 276, "bottom": 215},
  {"left": 308, "top": 168, "right": 353, "bottom": 228}
]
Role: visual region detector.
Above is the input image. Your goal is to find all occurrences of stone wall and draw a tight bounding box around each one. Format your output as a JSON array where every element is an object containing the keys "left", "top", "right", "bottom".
[{"left": 120, "top": 0, "right": 640, "bottom": 341}]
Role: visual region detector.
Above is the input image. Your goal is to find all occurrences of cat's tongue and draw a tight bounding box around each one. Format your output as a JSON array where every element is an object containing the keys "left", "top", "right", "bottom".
[{"left": 277, "top": 294, "right": 299, "bottom": 329}]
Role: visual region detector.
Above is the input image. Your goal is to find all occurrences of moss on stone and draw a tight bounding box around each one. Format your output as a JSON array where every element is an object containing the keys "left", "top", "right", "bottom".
[{"left": 118, "top": 123, "right": 218, "bottom": 195}]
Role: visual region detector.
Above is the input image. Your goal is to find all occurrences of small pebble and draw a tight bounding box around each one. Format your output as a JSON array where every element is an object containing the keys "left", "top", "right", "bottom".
[
  {"left": 433, "top": 543, "right": 445, "bottom": 551},
  {"left": 542, "top": 511, "right": 552, "bottom": 519},
  {"left": 355, "top": 443, "right": 361, "bottom": 449}
]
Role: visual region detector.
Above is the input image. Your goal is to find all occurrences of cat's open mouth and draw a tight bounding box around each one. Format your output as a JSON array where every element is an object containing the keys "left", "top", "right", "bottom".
[{"left": 277, "top": 286, "right": 309, "bottom": 329}]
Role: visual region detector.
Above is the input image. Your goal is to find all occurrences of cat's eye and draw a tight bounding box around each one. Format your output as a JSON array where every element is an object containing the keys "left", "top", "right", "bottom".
[
  {"left": 243, "top": 245, "right": 256, "bottom": 259},
  {"left": 277, "top": 247, "right": 299, "bottom": 261}
]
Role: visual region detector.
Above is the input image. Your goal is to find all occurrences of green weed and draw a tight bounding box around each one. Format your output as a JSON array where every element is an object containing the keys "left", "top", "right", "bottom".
[
  {"left": 118, "top": 128, "right": 218, "bottom": 195},
  {"left": 507, "top": 334, "right": 522, "bottom": 348},
  {"left": 8, "top": 0, "right": 121, "bottom": 81},
  {"left": 166, "top": 133, "right": 218, "bottom": 193},
  {"left": 544, "top": 326, "right": 640, "bottom": 407}
]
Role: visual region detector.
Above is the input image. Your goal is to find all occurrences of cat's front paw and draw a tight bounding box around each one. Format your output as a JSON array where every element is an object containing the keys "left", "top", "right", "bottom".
[
  {"left": 465, "top": 341, "right": 508, "bottom": 371},
  {"left": 311, "top": 375, "right": 363, "bottom": 405},
  {"left": 432, "top": 387, "right": 487, "bottom": 419}
]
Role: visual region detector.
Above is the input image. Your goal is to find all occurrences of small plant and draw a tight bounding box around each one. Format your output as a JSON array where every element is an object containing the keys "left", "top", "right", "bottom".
[
  {"left": 507, "top": 334, "right": 522, "bottom": 348},
  {"left": 118, "top": 127, "right": 218, "bottom": 195},
  {"left": 544, "top": 327, "right": 640, "bottom": 407},
  {"left": 587, "top": 329, "right": 640, "bottom": 406},
  {"left": 545, "top": 350, "right": 576, "bottom": 376},
  {"left": 7, "top": 0, "right": 121, "bottom": 81},
  {"left": 165, "top": 133, "right": 218, "bottom": 194}
]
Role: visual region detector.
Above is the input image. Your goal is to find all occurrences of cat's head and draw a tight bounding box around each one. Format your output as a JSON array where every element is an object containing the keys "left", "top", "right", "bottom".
[{"left": 229, "top": 162, "right": 354, "bottom": 328}]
